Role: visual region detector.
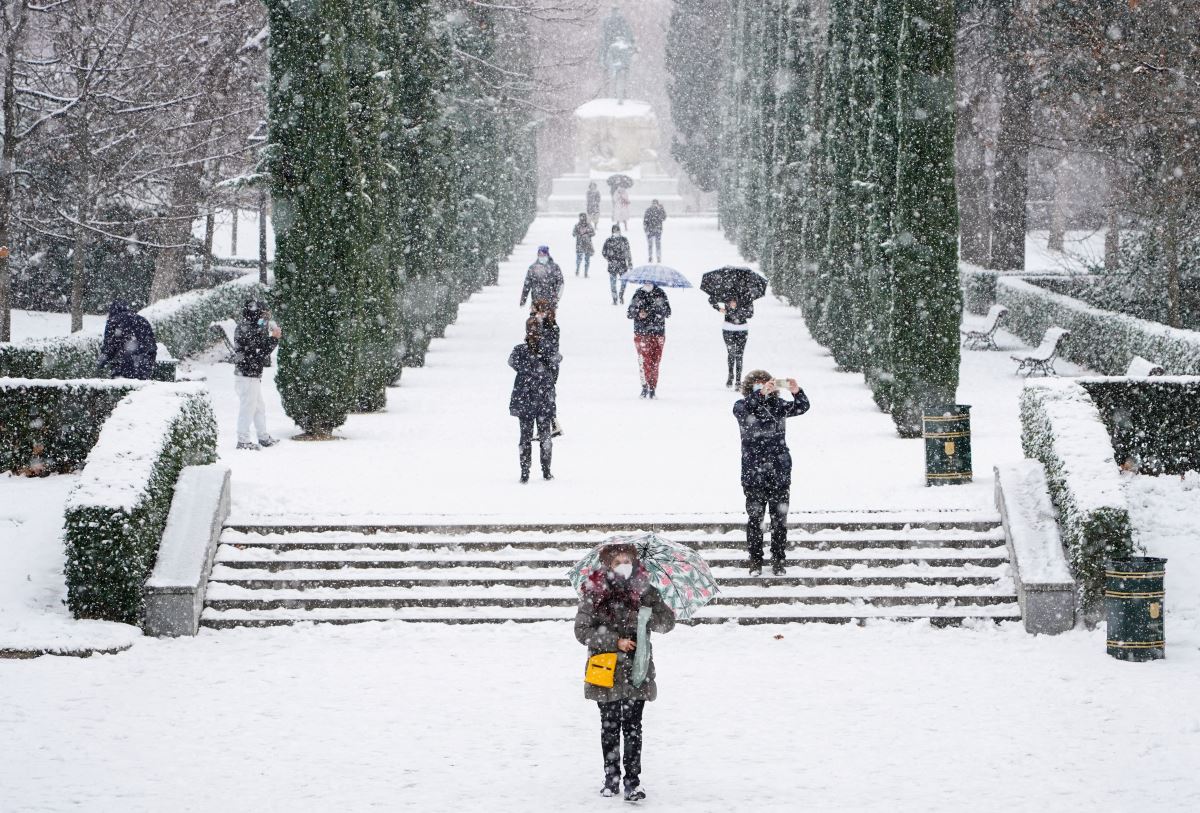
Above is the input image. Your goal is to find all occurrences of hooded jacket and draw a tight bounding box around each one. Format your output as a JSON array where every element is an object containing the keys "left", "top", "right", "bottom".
[{"left": 98, "top": 301, "right": 157, "bottom": 379}]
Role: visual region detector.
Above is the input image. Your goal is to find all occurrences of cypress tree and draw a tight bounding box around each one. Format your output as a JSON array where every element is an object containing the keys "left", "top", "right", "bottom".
[
  {"left": 863, "top": 0, "right": 904, "bottom": 412},
  {"left": 266, "top": 0, "right": 358, "bottom": 437},
  {"left": 889, "top": 0, "right": 961, "bottom": 436},
  {"left": 666, "top": 0, "right": 728, "bottom": 193}
]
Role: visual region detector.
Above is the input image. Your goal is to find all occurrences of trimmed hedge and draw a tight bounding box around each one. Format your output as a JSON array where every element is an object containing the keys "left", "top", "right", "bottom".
[
  {"left": 0, "top": 378, "right": 142, "bottom": 473},
  {"left": 959, "top": 264, "right": 997, "bottom": 316},
  {"left": 0, "top": 272, "right": 267, "bottom": 378},
  {"left": 1081, "top": 377, "right": 1200, "bottom": 476},
  {"left": 63, "top": 385, "right": 217, "bottom": 624},
  {"left": 1020, "top": 379, "right": 1134, "bottom": 614},
  {"left": 997, "top": 276, "right": 1200, "bottom": 375}
]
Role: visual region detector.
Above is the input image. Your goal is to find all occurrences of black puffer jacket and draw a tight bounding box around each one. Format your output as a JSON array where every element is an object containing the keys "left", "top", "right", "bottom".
[
  {"left": 98, "top": 301, "right": 156, "bottom": 380},
  {"left": 602, "top": 235, "right": 632, "bottom": 275},
  {"left": 626, "top": 286, "right": 672, "bottom": 336},
  {"left": 709, "top": 295, "right": 754, "bottom": 327},
  {"left": 508, "top": 342, "right": 559, "bottom": 420},
  {"left": 732, "top": 389, "right": 811, "bottom": 491},
  {"left": 234, "top": 318, "right": 278, "bottom": 377}
]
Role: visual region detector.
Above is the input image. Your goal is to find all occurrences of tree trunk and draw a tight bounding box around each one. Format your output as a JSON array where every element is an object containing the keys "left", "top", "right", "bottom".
[
  {"left": 1047, "top": 158, "right": 1067, "bottom": 252},
  {"left": 1104, "top": 154, "right": 1121, "bottom": 272},
  {"left": 1164, "top": 205, "right": 1181, "bottom": 329},
  {"left": 70, "top": 221, "right": 86, "bottom": 332},
  {"left": 148, "top": 166, "right": 203, "bottom": 302},
  {"left": 202, "top": 208, "right": 215, "bottom": 280},
  {"left": 956, "top": 94, "right": 990, "bottom": 265},
  {"left": 229, "top": 206, "right": 239, "bottom": 256},
  {"left": 989, "top": 35, "right": 1030, "bottom": 271},
  {"left": 0, "top": 4, "right": 27, "bottom": 343},
  {"left": 258, "top": 188, "right": 268, "bottom": 285}
]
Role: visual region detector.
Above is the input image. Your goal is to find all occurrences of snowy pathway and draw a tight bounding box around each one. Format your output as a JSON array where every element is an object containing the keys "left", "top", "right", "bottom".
[{"left": 197, "top": 216, "right": 1062, "bottom": 523}]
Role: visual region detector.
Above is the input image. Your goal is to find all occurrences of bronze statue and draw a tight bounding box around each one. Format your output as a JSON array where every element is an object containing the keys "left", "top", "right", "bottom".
[{"left": 600, "top": 6, "right": 635, "bottom": 104}]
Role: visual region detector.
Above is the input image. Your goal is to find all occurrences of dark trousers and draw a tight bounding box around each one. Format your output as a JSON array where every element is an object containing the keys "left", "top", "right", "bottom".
[
  {"left": 518, "top": 417, "right": 553, "bottom": 476},
  {"left": 746, "top": 487, "right": 790, "bottom": 565},
  {"left": 722, "top": 330, "right": 748, "bottom": 385},
  {"left": 599, "top": 699, "right": 645, "bottom": 789}
]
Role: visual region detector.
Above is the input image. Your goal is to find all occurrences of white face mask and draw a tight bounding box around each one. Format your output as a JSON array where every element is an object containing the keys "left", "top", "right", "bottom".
[
  {"left": 537, "top": 255, "right": 548, "bottom": 264},
  {"left": 613, "top": 563, "right": 633, "bottom": 579},
  {"left": 641, "top": 284, "right": 653, "bottom": 292}
]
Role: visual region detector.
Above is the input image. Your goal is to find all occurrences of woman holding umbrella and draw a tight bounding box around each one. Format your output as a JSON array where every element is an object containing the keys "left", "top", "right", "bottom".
[
  {"left": 701, "top": 266, "right": 767, "bottom": 389},
  {"left": 574, "top": 543, "right": 676, "bottom": 802}
]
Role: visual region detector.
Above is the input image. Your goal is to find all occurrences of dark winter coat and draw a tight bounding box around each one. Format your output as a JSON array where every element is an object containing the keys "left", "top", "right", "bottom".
[
  {"left": 573, "top": 221, "right": 595, "bottom": 256},
  {"left": 233, "top": 317, "right": 278, "bottom": 378},
  {"left": 98, "top": 301, "right": 156, "bottom": 380},
  {"left": 602, "top": 235, "right": 632, "bottom": 275},
  {"left": 626, "top": 286, "right": 672, "bottom": 336},
  {"left": 733, "top": 389, "right": 811, "bottom": 492},
  {"left": 508, "top": 342, "right": 559, "bottom": 420},
  {"left": 643, "top": 204, "right": 667, "bottom": 236},
  {"left": 575, "top": 569, "right": 675, "bottom": 702},
  {"left": 586, "top": 188, "right": 601, "bottom": 216},
  {"left": 520, "top": 259, "right": 564, "bottom": 307},
  {"left": 709, "top": 295, "right": 754, "bottom": 327}
]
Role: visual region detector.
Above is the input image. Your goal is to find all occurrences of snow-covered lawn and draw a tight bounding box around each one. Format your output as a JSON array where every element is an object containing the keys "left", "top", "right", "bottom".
[
  {"left": 8, "top": 309, "right": 105, "bottom": 340},
  {"left": 1, "top": 621, "right": 1198, "bottom": 810}
]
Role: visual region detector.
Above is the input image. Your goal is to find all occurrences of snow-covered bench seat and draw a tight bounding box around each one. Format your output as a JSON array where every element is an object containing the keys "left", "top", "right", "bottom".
[
  {"left": 961, "top": 304, "right": 1008, "bottom": 350},
  {"left": 1012, "top": 327, "right": 1069, "bottom": 377},
  {"left": 1125, "top": 355, "right": 1165, "bottom": 377}
]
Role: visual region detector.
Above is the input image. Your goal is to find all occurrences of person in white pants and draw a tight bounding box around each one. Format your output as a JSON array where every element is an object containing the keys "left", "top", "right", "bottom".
[{"left": 233, "top": 299, "right": 281, "bottom": 450}]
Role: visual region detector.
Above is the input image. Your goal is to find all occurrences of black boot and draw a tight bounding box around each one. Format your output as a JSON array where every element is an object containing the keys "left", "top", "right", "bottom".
[
  {"left": 519, "top": 444, "right": 532, "bottom": 484},
  {"left": 540, "top": 443, "right": 553, "bottom": 480}
]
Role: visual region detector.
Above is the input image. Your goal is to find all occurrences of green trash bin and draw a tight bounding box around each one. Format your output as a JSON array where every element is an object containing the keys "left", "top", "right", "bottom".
[
  {"left": 923, "top": 404, "right": 972, "bottom": 486},
  {"left": 1105, "top": 556, "right": 1166, "bottom": 662}
]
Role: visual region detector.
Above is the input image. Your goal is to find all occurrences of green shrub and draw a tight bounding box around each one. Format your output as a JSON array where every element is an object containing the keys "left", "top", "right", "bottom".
[
  {"left": 1020, "top": 380, "right": 1134, "bottom": 614},
  {"left": 1081, "top": 378, "right": 1200, "bottom": 476},
  {"left": 63, "top": 385, "right": 217, "bottom": 624},
  {"left": 0, "top": 379, "right": 141, "bottom": 473},
  {"left": 997, "top": 276, "right": 1200, "bottom": 375},
  {"left": 0, "top": 347, "right": 45, "bottom": 377},
  {"left": 959, "top": 265, "right": 997, "bottom": 315}
]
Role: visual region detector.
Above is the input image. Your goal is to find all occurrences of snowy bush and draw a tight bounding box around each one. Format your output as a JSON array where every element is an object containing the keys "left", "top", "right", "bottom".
[
  {"left": 1019, "top": 380, "right": 1133, "bottom": 612},
  {"left": 0, "top": 378, "right": 143, "bottom": 473},
  {"left": 997, "top": 276, "right": 1200, "bottom": 375},
  {"left": 63, "top": 385, "right": 217, "bottom": 624},
  {"left": 0, "top": 272, "right": 266, "bottom": 378},
  {"left": 1081, "top": 378, "right": 1200, "bottom": 476},
  {"left": 960, "top": 265, "right": 997, "bottom": 316}
]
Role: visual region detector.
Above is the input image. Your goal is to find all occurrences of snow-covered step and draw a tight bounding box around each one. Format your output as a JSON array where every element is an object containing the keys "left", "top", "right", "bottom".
[{"left": 201, "top": 518, "right": 1019, "bottom": 629}]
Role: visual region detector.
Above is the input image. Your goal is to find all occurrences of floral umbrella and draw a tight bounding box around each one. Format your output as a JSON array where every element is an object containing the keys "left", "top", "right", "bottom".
[{"left": 567, "top": 532, "right": 720, "bottom": 621}]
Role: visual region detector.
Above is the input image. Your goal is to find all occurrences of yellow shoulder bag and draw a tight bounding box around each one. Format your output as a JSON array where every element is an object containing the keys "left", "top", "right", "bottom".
[{"left": 584, "top": 652, "right": 618, "bottom": 688}]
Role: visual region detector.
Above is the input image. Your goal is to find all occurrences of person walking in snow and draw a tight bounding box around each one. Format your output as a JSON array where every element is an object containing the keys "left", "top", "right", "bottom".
[
  {"left": 613, "top": 186, "right": 631, "bottom": 232},
  {"left": 233, "top": 299, "right": 281, "bottom": 450},
  {"left": 602, "top": 225, "right": 633, "bottom": 306},
  {"left": 711, "top": 294, "right": 754, "bottom": 389},
  {"left": 627, "top": 283, "right": 671, "bottom": 399},
  {"left": 642, "top": 199, "right": 666, "bottom": 263},
  {"left": 97, "top": 300, "right": 157, "bottom": 380},
  {"left": 575, "top": 543, "right": 675, "bottom": 802},
  {"left": 520, "top": 246, "right": 564, "bottom": 310},
  {"left": 586, "top": 182, "right": 601, "bottom": 229},
  {"left": 508, "top": 317, "right": 560, "bottom": 482},
  {"left": 572, "top": 213, "right": 596, "bottom": 278},
  {"left": 531, "top": 298, "right": 561, "bottom": 383},
  {"left": 733, "top": 371, "right": 810, "bottom": 576}
]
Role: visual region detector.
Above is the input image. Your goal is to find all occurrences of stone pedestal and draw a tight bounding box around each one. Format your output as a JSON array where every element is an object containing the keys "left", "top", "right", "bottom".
[{"left": 544, "top": 98, "right": 683, "bottom": 216}]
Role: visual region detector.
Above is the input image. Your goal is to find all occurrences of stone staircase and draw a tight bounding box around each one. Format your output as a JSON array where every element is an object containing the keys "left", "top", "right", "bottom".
[{"left": 199, "top": 512, "right": 1020, "bottom": 628}]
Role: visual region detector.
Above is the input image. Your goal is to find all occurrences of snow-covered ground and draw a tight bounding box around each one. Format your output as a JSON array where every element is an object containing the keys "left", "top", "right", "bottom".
[
  {"left": 8, "top": 309, "right": 105, "bottom": 340},
  {"left": 3, "top": 217, "right": 1198, "bottom": 810}
]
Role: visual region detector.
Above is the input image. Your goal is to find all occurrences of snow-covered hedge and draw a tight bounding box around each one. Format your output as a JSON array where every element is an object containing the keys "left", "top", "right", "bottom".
[
  {"left": 1020, "top": 379, "right": 1133, "bottom": 612},
  {"left": 997, "top": 276, "right": 1200, "bottom": 375},
  {"left": 1081, "top": 377, "right": 1200, "bottom": 476},
  {"left": 63, "top": 384, "right": 217, "bottom": 624},
  {"left": 0, "top": 272, "right": 266, "bottom": 378},
  {"left": 959, "top": 264, "right": 997, "bottom": 315},
  {"left": 0, "top": 378, "right": 144, "bottom": 473}
]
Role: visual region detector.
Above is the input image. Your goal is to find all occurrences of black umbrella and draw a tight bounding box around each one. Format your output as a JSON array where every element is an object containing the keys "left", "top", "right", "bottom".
[
  {"left": 700, "top": 266, "right": 768, "bottom": 303},
  {"left": 606, "top": 173, "right": 634, "bottom": 191}
]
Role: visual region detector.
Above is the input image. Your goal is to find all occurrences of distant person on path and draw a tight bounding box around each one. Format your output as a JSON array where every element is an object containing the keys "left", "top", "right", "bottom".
[
  {"left": 711, "top": 294, "right": 754, "bottom": 388},
  {"left": 233, "top": 299, "right": 281, "bottom": 450},
  {"left": 586, "top": 182, "right": 601, "bottom": 229},
  {"left": 97, "top": 300, "right": 157, "bottom": 380},
  {"left": 520, "top": 245, "right": 564, "bottom": 310},
  {"left": 602, "top": 225, "right": 633, "bottom": 305},
  {"left": 613, "top": 186, "right": 631, "bottom": 232},
  {"left": 733, "top": 371, "right": 810, "bottom": 576},
  {"left": 572, "top": 213, "right": 596, "bottom": 278},
  {"left": 642, "top": 199, "right": 666, "bottom": 263},
  {"left": 508, "top": 317, "right": 560, "bottom": 482},
  {"left": 627, "top": 283, "right": 671, "bottom": 399},
  {"left": 575, "top": 543, "right": 675, "bottom": 802}
]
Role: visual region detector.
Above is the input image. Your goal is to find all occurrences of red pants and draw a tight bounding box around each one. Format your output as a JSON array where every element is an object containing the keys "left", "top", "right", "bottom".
[{"left": 634, "top": 335, "right": 665, "bottom": 389}]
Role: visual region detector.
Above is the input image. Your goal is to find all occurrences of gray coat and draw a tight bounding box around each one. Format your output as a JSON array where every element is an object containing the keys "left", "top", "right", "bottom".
[{"left": 574, "top": 582, "right": 675, "bottom": 702}]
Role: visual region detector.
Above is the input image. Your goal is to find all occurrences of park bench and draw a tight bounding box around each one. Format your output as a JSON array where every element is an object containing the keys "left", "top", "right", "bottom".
[
  {"left": 208, "top": 320, "right": 237, "bottom": 362},
  {"left": 961, "top": 304, "right": 1009, "bottom": 350},
  {"left": 1011, "top": 327, "right": 1069, "bottom": 377},
  {"left": 1125, "top": 355, "right": 1165, "bottom": 377}
]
